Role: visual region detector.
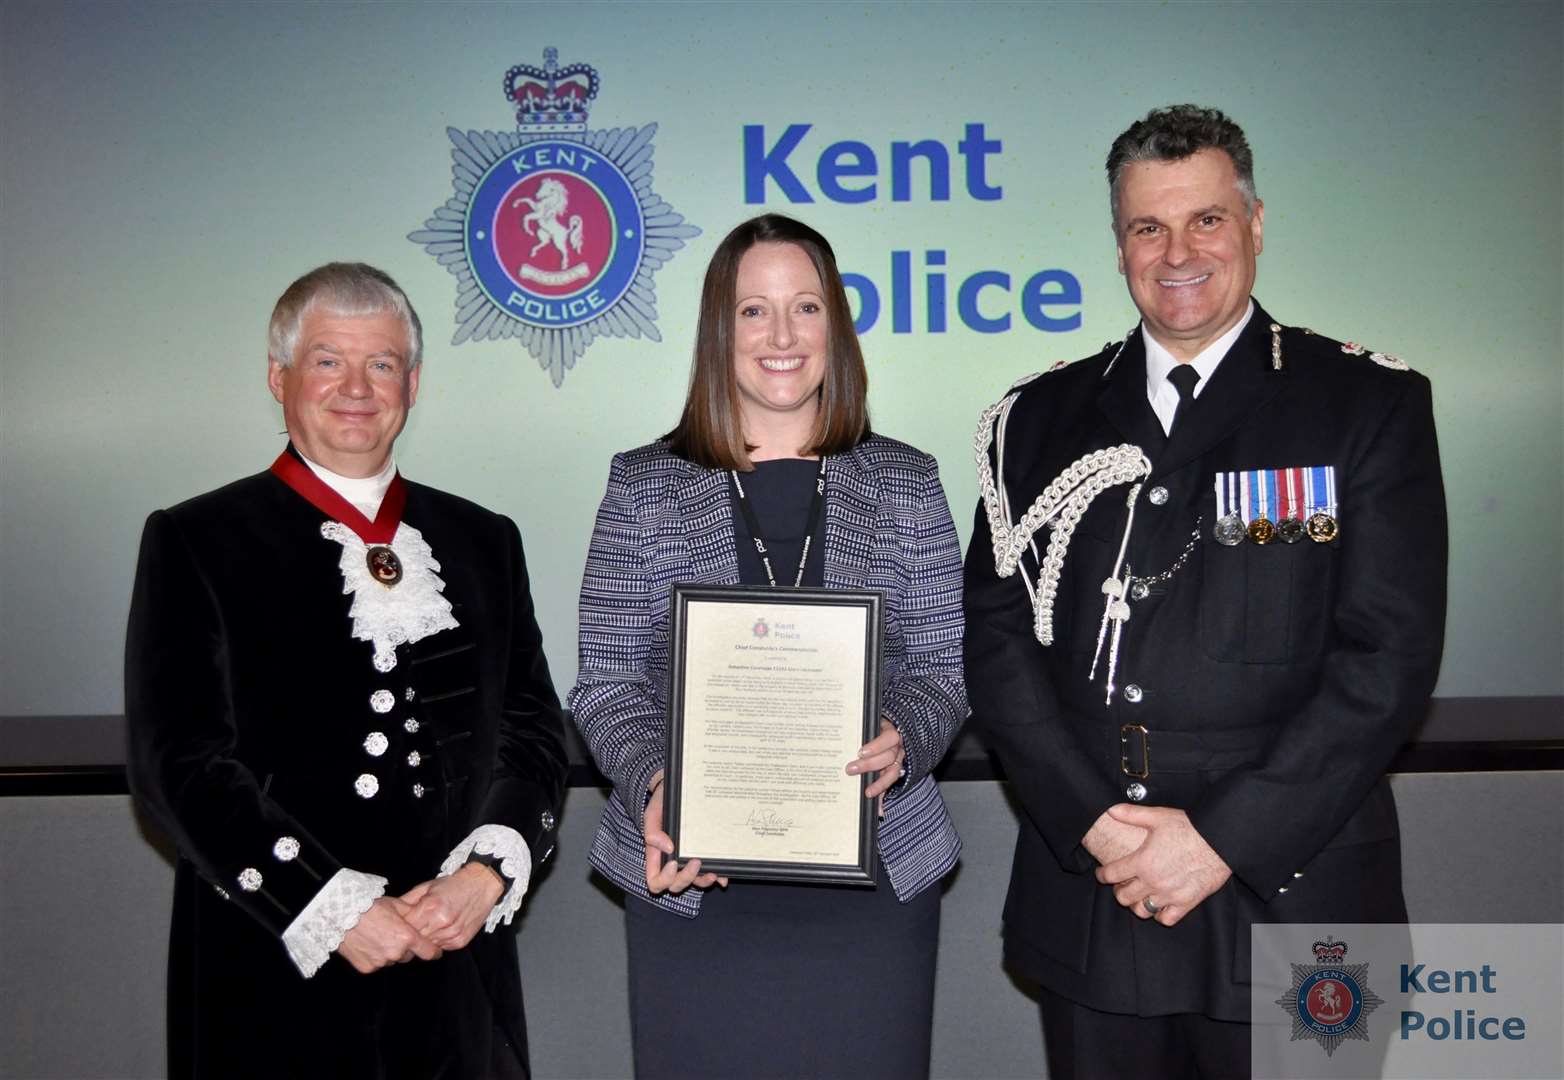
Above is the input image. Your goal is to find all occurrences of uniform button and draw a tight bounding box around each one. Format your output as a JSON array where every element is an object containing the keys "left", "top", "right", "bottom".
[
  {"left": 403, "top": 717, "right": 420, "bottom": 734},
  {"left": 406, "top": 751, "right": 422, "bottom": 767},
  {"left": 412, "top": 783, "right": 426, "bottom": 799},
  {"left": 1126, "top": 782, "right": 1147, "bottom": 802},
  {"left": 1278, "top": 886, "right": 1290, "bottom": 894},
  {"left": 1148, "top": 486, "right": 1169, "bottom": 506},
  {"left": 1123, "top": 684, "right": 1143, "bottom": 703},
  {"left": 364, "top": 732, "right": 389, "bottom": 757},
  {"left": 272, "top": 836, "right": 300, "bottom": 862},
  {"left": 540, "top": 844, "right": 555, "bottom": 864},
  {"left": 237, "top": 868, "right": 263, "bottom": 892},
  {"left": 540, "top": 810, "right": 556, "bottom": 831},
  {"left": 1294, "top": 871, "right": 1304, "bottom": 879},
  {"left": 1129, "top": 581, "right": 1149, "bottom": 601},
  {"left": 370, "top": 690, "right": 395, "bottom": 714},
  {"left": 404, "top": 687, "right": 416, "bottom": 702},
  {"left": 355, "top": 774, "right": 379, "bottom": 799}
]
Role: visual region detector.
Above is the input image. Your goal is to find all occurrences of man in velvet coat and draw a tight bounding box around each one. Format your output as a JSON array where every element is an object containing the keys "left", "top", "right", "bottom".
[
  {"left": 126, "top": 263, "right": 567, "bottom": 1079},
  {"left": 964, "top": 107, "right": 1446, "bottom": 1076}
]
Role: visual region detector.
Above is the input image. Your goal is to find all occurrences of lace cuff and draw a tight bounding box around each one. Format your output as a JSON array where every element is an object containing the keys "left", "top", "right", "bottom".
[
  {"left": 281, "top": 867, "right": 388, "bottom": 978},
  {"left": 439, "top": 823, "right": 533, "bottom": 933}
]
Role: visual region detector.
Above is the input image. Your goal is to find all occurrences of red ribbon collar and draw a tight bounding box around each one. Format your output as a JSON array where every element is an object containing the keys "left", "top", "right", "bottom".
[{"left": 270, "top": 449, "right": 407, "bottom": 545}]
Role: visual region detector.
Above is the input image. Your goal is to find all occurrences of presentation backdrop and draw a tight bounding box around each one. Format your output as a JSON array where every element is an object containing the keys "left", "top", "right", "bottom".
[{"left": 2, "top": 1, "right": 1559, "bottom": 715}]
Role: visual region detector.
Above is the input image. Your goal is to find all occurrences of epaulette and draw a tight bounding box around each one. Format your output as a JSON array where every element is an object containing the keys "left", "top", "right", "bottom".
[{"left": 1292, "top": 326, "right": 1412, "bottom": 372}]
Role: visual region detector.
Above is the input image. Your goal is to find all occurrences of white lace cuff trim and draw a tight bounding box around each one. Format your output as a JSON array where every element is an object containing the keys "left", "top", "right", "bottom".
[
  {"left": 440, "top": 823, "right": 533, "bottom": 933},
  {"left": 282, "top": 868, "right": 388, "bottom": 978}
]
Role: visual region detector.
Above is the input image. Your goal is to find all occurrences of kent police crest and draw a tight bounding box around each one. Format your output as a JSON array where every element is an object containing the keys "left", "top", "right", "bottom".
[
  {"left": 1275, "top": 936, "right": 1385, "bottom": 1056},
  {"left": 409, "top": 48, "right": 699, "bottom": 386}
]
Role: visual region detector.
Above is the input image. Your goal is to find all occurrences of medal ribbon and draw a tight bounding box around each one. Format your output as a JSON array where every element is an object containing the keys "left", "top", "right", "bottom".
[{"left": 270, "top": 448, "right": 407, "bottom": 544}]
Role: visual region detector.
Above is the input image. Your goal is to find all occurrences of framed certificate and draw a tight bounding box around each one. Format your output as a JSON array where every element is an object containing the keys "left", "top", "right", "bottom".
[{"left": 665, "top": 584, "right": 883, "bottom": 885}]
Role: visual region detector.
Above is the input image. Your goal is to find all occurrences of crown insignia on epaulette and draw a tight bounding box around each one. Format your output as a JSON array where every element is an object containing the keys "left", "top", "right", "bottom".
[
  {"left": 1313, "top": 936, "right": 1349, "bottom": 963},
  {"left": 1341, "top": 341, "right": 1410, "bottom": 371},
  {"left": 504, "top": 48, "right": 600, "bottom": 133}
]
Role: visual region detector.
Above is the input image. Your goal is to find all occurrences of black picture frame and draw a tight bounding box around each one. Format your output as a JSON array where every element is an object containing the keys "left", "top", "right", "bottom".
[{"left": 664, "top": 583, "right": 882, "bottom": 885}]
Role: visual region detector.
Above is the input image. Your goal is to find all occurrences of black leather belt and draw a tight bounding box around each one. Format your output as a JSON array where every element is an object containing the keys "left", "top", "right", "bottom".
[{"left": 1119, "top": 723, "right": 1274, "bottom": 801}]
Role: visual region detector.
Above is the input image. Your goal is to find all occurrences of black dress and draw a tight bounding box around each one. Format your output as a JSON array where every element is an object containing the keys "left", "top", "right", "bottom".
[{"left": 625, "top": 457, "right": 941, "bottom": 1080}]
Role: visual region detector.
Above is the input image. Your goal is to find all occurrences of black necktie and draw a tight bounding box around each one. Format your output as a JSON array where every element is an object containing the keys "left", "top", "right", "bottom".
[{"left": 1166, "top": 364, "right": 1201, "bottom": 435}]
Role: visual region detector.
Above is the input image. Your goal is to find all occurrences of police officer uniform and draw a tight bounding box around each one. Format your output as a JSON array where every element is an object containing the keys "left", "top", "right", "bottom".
[
  {"left": 964, "top": 301, "right": 1446, "bottom": 1068},
  {"left": 127, "top": 449, "right": 567, "bottom": 1079}
]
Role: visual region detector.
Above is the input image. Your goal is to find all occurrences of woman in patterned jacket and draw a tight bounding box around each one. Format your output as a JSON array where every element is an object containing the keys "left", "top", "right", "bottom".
[{"left": 570, "top": 214, "right": 968, "bottom": 1078}]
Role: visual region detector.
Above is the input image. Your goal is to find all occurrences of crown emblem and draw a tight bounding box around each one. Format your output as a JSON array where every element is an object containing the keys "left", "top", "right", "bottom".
[
  {"left": 503, "top": 47, "right": 599, "bottom": 133},
  {"left": 1312, "top": 936, "right": 1349, "bottom": 963}
]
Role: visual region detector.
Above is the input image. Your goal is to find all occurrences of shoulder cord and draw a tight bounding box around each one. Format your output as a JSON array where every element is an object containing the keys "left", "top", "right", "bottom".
[{"left": 974, "top": 383, "right": 1150, "bottom": 703}]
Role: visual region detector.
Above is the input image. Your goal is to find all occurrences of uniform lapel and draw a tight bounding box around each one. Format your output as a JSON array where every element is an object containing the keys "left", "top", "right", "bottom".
[
  {"left": 674, "top": 462, "right": 742, "bottom": 586},
  {"left": 1094, "top": 328, "right": 1166, "bottom": 457},
  {"left": 823, "top": 444, "right": 876, "bottom": 591},
  {"left": 1152, "top": 302, "right": 1286, "bottom": 480}
]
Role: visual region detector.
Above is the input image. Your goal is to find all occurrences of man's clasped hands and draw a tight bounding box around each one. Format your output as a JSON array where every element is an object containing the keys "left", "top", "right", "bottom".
[{"left": 336, "top": 862, "right": 505, "bottom": 973}]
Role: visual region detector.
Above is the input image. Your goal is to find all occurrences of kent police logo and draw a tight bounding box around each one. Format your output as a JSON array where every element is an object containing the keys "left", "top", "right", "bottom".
[
  {"left": 410, "top": 48, "right": 699, "bottom": 386},
  {"left": 1275, "top": 936, "right": 1385, "bottom": 1057}
]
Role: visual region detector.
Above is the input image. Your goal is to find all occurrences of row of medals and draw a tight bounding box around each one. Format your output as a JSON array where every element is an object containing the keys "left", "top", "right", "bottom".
[{"left": 1213, "top": 511, "right": 1338, "bottom": 547}]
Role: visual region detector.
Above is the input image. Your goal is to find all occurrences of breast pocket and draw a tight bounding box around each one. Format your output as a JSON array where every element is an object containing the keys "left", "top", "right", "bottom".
[{"left": 1198, "top": 537, "right": 1337, "bottom": 663}]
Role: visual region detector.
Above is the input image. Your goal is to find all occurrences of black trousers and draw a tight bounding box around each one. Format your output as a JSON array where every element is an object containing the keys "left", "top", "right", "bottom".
[
  {"left": 1039, "top": 987, "right": 1250, "bottom": 1080},
  {"left": 625, "top": 877, "right": 940, "bottom": 1080}
]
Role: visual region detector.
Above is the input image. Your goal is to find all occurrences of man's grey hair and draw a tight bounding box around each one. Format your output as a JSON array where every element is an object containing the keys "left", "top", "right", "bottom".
[
  {"left": 1106, "top": 105, "right": 1257, "bottom": 232},
  {"left": 267, "top": 262, "right": 424, "bottom": 369}
]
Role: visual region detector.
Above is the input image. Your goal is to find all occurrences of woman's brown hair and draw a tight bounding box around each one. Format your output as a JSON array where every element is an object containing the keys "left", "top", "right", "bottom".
[{"left": 666, "top": 214, "right": 869, "bottom": 470}]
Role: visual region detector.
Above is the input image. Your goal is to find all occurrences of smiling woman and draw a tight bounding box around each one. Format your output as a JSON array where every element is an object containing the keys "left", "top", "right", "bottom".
[
  {"left": 570, "top": 215, "right": 968, "bottom": 1078},
  {"left": 667, "top": 215, "right": 869, "bottom": 471}
]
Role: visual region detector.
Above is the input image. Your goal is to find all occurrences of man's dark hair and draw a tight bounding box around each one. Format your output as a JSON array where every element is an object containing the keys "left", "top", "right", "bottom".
[{"left": 1106, "top": 105, "right": 1257, "bottom": 231}]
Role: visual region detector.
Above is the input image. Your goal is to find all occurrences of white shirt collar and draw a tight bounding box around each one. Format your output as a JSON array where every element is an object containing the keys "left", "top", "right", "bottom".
[
  {"left": 300, "top": 453, "right": 397, "bottom": 519},
  {"left": 1143, "top": 300, "right": 1255, "bottom": 434}
]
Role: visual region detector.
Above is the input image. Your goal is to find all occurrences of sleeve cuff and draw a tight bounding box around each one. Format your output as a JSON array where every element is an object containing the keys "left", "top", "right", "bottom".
[
  {"left": 281, "top": 867, "right": 388, "bottom": 978},
  {"left": 440, "top": 824, "right": 533, "bottom": 933}
]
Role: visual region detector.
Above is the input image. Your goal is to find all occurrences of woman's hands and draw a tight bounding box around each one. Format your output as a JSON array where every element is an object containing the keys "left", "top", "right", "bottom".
[
  {"left": 643, "top": 770, "right": 728, "bottom": 895},
  {"left": 847, "top": 719, "right": 905, "bottom": 800}
]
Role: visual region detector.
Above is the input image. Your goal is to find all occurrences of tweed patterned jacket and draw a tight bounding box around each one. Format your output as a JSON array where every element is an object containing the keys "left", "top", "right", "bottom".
[{"left": 569, "top": 434, "right": 968, "bottom": 916}]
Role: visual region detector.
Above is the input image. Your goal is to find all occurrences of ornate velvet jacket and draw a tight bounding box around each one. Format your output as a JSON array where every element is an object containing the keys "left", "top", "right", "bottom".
[{"left": 126, "top": 465, "right": 567, "bottom": 1078}]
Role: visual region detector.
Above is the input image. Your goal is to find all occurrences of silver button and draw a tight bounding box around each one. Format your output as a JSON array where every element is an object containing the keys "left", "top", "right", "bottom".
[
  {"left": 364, "top": 732, "right": 389, "bottom": 757},
  {"left": 403, "top": 717, "right": 420, "bottom": 734},
  {"left": 1129, "top": 581, "right": 1149, "bottom": 601},
  {"left": 406, "top": 751, "right": 421, "bottom": 767},
  {"left": 1126, "top": 782, "right": 1147, "bottom": 802},
  {"left": 355, "top": 774, "right": 379, "bottom": 799},
  {"left": 540, "top": 810, "right": 556, "bottom": 831},
  {"left": 1294, "top": 871, "right": 1304, "bottom": 879},
  {"left": 404, "top": 687, "right": 416, "bottom": 702},
  {"left": 1278, "top": 886, "right": 1290, "bottom": 894},
  {"left": 237, "top": 868, "right": 263, "bottom": 892},
  {"left": 1148, "top": 486, "right": 1169, "bottom": 506},
  {"left": 370, "top": 690, "right": 395, "bottom": 714},
  {"left": 272, "top": 836, "right": 300, "bottom": 862},
  {"left": 1123, "top": 684, "right": 1143, "bottom": 703},
  {"left": 412, "top": 783, "right": 426, "bottom": 799}
]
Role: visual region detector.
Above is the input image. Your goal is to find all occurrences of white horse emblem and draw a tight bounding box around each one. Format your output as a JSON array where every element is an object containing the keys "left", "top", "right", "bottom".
[{"left": 512, "top": 178, "right": 588, "bottom": 285}]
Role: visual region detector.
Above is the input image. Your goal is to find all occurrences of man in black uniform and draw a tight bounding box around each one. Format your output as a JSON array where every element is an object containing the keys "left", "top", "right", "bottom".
[
  {"left": 964, "top": 106, "right": 1446, "bottom": 1076},
  {"left": 127, "top": 263, "right": 567, "bottom": 1078}
]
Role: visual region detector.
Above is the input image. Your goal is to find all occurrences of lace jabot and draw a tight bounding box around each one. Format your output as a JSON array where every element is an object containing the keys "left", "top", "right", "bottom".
[{"left": 320, "top": 520, "right": 460, "bottom": 672}]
